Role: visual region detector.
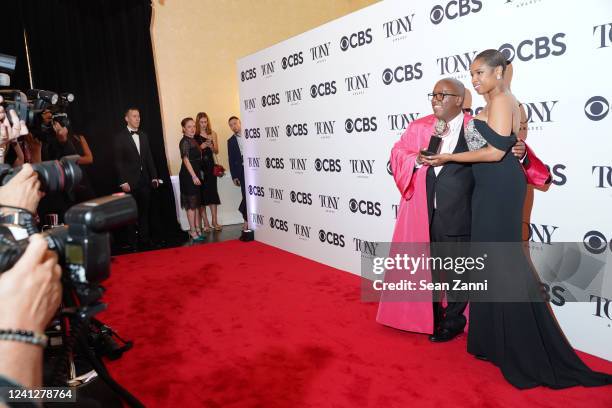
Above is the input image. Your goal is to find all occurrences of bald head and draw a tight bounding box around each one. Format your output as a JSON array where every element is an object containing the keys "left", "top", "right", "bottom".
[
  {"left": 431, "top": 78, "right": 466, "bottom": 121},
  {"left": 438, "top": 78, "right": 465, "bottom": 101}
]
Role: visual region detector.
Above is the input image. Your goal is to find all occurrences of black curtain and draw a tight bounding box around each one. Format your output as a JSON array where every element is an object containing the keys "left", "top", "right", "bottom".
[{"left": 1, "top": 0, "right": 184, "bottom": 243}]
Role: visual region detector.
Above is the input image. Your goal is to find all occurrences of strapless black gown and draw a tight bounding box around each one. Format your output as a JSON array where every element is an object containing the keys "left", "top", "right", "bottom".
[{"left": 466, "top": 119, "right": 612, "bottom": 389}]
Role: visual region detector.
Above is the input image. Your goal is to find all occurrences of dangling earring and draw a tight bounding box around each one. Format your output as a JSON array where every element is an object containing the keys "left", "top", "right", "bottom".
[{"left": 496, "top": 75, "right": 501, "bottom": 80}]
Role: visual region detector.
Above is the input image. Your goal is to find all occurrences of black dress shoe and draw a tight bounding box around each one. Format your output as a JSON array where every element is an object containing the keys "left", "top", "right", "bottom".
[{"left": 428, "top": 328, "right": 461, "bottom": 343}]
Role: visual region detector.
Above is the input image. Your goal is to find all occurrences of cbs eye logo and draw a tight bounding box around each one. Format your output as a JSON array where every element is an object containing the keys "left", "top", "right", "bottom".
[
  {"left": 318, "top": 229, "right": 345, "bottom": 247},
  {"left": 345, "top": 117, "right": 377, "bottom": 133},
  {"left": 583, "top": 231, "right": 612, "bottom": 254},
  {"left": 340, "top": 29, "right": 373, "bottom": 52},
  {"left": 281, "top": 52, "right": 303, "bottom": 70},
  {"left": 314, "top": 158, "right": 342, "bottom": 172},
  {"left": 430, "top": 0, "right": 483, "bottom": 25},
  {"left": 584, "top": 96, "right": 609, "bottom": 121},
  {"left": 248, "top": 185, "right": 264, "bottom": 197},
  {"left": 240, "top": 68, "right": 256, "bottom": 82}
]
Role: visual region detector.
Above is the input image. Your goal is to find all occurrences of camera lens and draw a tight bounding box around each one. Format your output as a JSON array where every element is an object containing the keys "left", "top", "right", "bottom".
[{"left": 30, "top": 155, "right": 82, "bottom": 193}]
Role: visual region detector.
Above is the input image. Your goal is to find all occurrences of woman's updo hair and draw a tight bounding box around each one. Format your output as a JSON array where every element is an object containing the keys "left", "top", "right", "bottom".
[
  {"left": 181, "top": 117, "right": 194, "bottom": 128},
  {"left": 475, "top": 49, "right": 507, "bottom": 74}
]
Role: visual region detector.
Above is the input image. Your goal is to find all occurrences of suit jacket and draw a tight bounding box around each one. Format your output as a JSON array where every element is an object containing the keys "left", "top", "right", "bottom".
[
  {"left": 227, "top": 134, "right": 244, "bottom": 184},
  {"left": 425, "top": 125, "right": 474, "bottom": 236},
  {"left": 114, "top": 128, "right": 158, "bottom": 189}
]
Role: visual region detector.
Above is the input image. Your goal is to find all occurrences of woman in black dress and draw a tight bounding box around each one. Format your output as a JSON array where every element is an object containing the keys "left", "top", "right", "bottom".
[
  {"left": 178, "top": 117, "right": 204, "bottom": 241},
  {"left": 423, "top": 49, "right": 612, "bottom": 389},
  {"left": 51, "top": 116, "right": 96, "bottom": 203},
  {"left": 36, "top": 116, "right": 96, "bottom": 224},
  {"left": 195, "top": 112, "right": 222, "bottom": 231}
]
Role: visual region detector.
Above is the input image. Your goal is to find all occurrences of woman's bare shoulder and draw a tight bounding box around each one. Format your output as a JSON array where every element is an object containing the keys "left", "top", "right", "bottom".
[{"left": 488, "top": 93, "right": 514, "bottom": 114}]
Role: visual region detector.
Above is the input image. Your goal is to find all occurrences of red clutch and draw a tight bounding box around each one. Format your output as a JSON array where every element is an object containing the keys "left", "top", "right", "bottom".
[{"left": 213, "top": 164, "right": 225, "bottom": 177}]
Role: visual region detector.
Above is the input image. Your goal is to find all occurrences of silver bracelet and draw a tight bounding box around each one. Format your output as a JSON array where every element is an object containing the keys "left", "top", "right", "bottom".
[{"left": 0, "top": 329, "right": 48, "bottom": 348}]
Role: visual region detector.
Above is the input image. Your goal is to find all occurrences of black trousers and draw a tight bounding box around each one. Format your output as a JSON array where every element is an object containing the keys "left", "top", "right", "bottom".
[
  {"left": 430, "top": 209, "right": 469, "bottom": 332},
  {"left": 129, "top": 173, "right": 151, "bottom": 245},
  {"left": 238, "top": 180, "right": 247, "bottom": 222}
]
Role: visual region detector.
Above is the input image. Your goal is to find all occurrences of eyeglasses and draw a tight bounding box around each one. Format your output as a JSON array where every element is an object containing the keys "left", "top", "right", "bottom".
[{"left": 427, "top": 92, "right": 461, "bottom": 102}]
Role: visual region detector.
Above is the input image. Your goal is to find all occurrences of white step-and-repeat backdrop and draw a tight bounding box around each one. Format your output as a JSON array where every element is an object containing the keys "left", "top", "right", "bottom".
[{"left": 237, "top": 0, "right": 612, "bottom": 360}]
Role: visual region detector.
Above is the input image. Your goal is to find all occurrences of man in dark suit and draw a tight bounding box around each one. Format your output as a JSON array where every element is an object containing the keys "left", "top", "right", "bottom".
[
  {"left": 114, "top": 107, "right": 160, "bottom": 249},
  {"left": 419, "top": 79, "right": 475, "bottom": 341},
  {"left": 227, "top": 116, "right": 247, "bottom": 231}
]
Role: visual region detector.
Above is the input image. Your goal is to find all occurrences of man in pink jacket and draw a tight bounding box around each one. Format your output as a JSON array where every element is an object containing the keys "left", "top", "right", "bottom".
[{"left": 376, "top": 78, "right": 551, "bottom": 341}]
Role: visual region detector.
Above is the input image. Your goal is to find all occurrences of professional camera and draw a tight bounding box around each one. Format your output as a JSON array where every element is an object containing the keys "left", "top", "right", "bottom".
[
  {"left": 0, "top": 154, "right": 82, "bottom": 194},
  {"left": 0, "top": 194, "right": 141, "bottom": 406},
  {"left": 0, "top": 53, "right": 75, "bottom": 142}
]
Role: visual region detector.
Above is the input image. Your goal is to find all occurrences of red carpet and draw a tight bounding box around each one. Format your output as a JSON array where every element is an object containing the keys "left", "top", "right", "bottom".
[{"left": 100, "top": 241, "right": 612, "bottom": 407}]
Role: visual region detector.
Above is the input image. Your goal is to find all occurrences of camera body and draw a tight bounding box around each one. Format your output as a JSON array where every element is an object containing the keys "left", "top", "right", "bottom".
[
  {"left": 63, "top": 195, "right": 137, "bottom": 287},
  {"left": 0, "top": 194, "right": 137, "bottom": 295}
]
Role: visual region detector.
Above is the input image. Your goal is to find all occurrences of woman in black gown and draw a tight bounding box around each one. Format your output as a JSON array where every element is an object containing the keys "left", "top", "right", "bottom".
[
  {"left": 423, "top": 49, "right": 612, "bottom": 389},
  {"left": 195, "top": 112, "right": 222, "bottom": 231},
  {"left": 178, "top": 117, "right": 205, "bottom": 241}
]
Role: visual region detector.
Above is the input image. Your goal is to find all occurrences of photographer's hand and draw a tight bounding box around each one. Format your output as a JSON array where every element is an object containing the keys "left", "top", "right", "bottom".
[
  {"left": 0, "top": 235, "right": 62, "bottom": 333},
  {"left": 0, "top": 235, "right": 62, "bottom": 388},
  {"left": 0, "top": 164, "right": 42, "bottom": 213},
  {"left": 0, "top": 106, "right": 28, "bottom": 145}
]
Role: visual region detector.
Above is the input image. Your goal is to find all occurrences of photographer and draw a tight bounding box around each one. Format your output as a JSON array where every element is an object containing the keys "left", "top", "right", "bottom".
[
  {"left": 35, "top": 115, "right": 95, "bottom": 224},
  {"left": 0, "top": 104, "right": 27, "bottom": 166},
  {"left": 49, "top": 115, "right": 95, "bottom": 202},
  {"left": 0, "top": 165, "right": 62, "bottom": 396},
  {"left": 0, "top": 164, "right": 42, "bottom": 214},
  {"left": 31, "top": 108, "right": 55, "bottom": 162},
  {"left": 0, "top": 235, "right": 62, "bottom": 390}
]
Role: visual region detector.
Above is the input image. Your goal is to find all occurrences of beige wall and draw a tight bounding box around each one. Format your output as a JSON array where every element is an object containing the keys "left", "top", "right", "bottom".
[{"left": 151, "top": 0, "right": 378, "bottom": 175}]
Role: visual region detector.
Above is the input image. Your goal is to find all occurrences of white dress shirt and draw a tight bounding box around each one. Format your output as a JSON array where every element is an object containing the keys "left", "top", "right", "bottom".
[
  {"left": 128, "top": 126, "right": 141, "bottom": 155},
  {"left": 415, "top": 113, "right": 464, "bottom": 209},
  {"left": 235, "top": 132, "right": 245, "bottom": 156},
  {"left": 433, "top": 112, "right": 464, "bottom": 176}
]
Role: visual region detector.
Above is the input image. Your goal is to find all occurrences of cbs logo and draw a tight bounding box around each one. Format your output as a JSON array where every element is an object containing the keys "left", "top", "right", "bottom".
[
  {"left": 290, "top": 191, "right": 312, "bottom": 205},
  {"left": 269, "top": 217, "right": 289, "bottom": 232},
  {"left": 498, "top": 33, "right": 566, "bottom": 63},
  {"left": 349, "top": 199, "right": 382, "bottom": 216},
  {"left": 382, "top": 64, "right": 423, "bottom": 85},
  {"left": 318, "top": 229, "right": 346, "bottom": 247},
  {"left": 261, "top": 93, "right": 280, "bottom": 107},
  {"left": 314, "top": 158, "right": 342, "bottom": 172},
  {"left": 430, "top": 0, "right": 482, "bottom": 25},
  {"left": 244, "top": 128, "right": 261, "bottom": 139},
  {"left": 583, "top": 231, "right": 612, "bottom": 254},
  {"left": 345, "top": 117, "right": 377, "bottom": 133},
  {"left": 281, "top": 52, "right": 304, "bottom": 69},
  {"left": 340, "top": 29, "right": 373, "bottom": 51},
  {"left": 286, "top": 123, "right": 308, "bottom": 137},
  {"left": 310, "top": 81, "right": 337, "bottom": 98},
  {"left": 265, "top": 158, "right": 284, "bottom": 169},
  {"left": 248, "top": 185, "right": 264, "bottom": 197},
  {"left": 545, "top": 164, "right": 567, "bottom": 186},
  {"left": 584, "top": 96, "right": 609, "bottom": 121},
  {"left": 540, "top": 283, "right": 566, "bottom": 307},
  {"left": 240, "top": 68, "right": 256, "bottom": 82}
]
